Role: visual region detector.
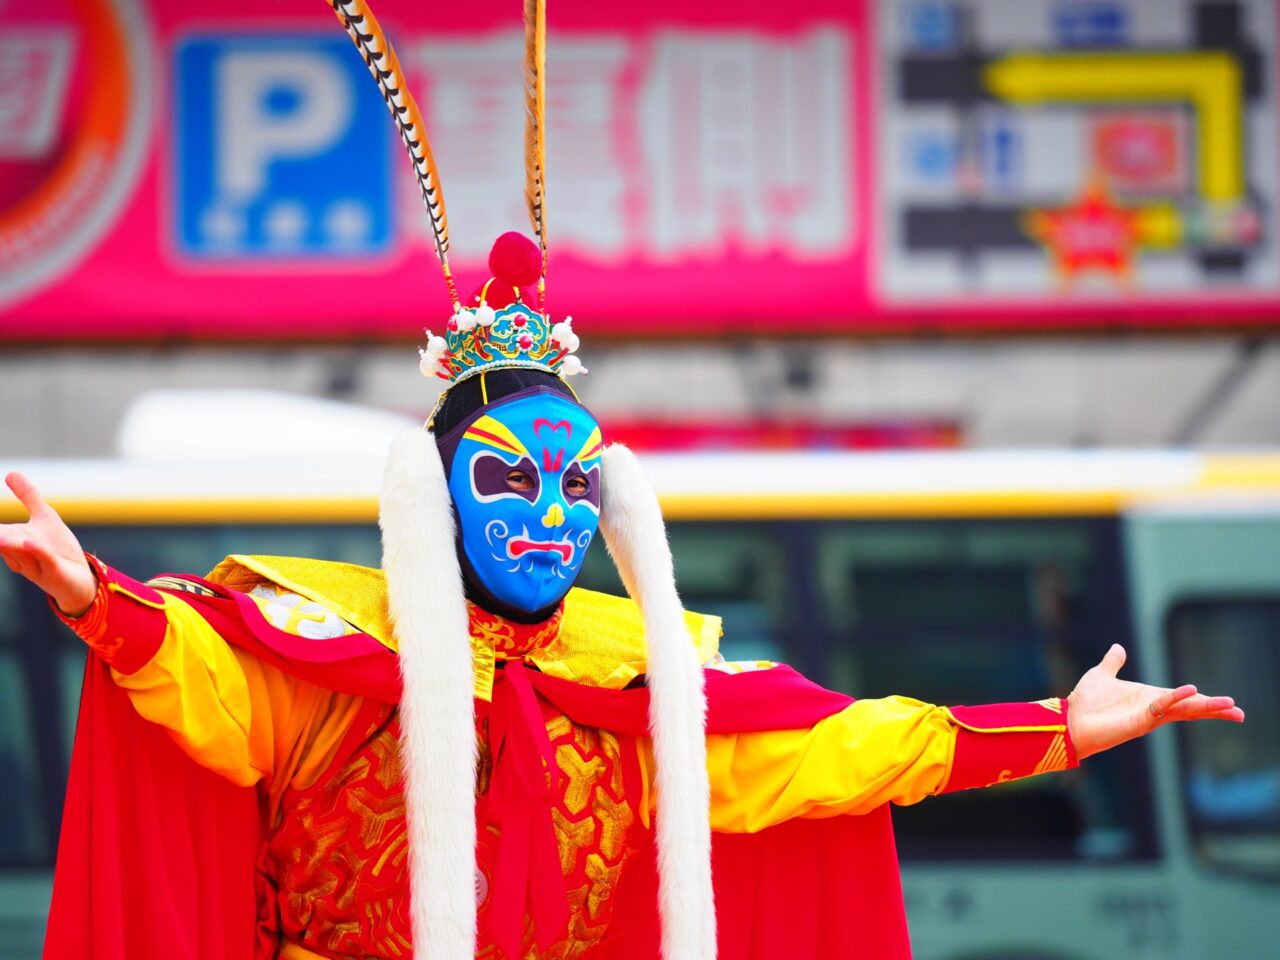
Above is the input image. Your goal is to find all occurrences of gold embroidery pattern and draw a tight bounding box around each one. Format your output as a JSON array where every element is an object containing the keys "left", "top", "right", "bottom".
[
  {"left": 1033, "top": 732, "right": 1070, "bottom": 775},
  {"left": 271, "top": 710, "right": 411, "bottom": 958},
  {"left": 477, "top": 717, "right": 494, "bottom": 797},
  {"left": 470, "top": 603, "right": 565, "bottom": 658},
  {"left": 477, "top": 715, "right": 640, "bottom": 960},
  {"left": 145, "top": 575, "right": 218, "bottom": 597},
  {"left": 272, "top": 684, "right": 640, "bottom": 958}
]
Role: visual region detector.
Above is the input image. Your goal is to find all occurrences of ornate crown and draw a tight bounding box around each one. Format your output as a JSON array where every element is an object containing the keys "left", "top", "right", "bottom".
[{"left": 418, "top": 233, "right": 585, "bottom": 387}]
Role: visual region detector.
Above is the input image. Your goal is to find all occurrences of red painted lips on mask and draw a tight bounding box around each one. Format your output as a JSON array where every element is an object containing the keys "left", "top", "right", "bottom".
[{"left": 507, "top": 538, "right": 574, "bottom": 563}]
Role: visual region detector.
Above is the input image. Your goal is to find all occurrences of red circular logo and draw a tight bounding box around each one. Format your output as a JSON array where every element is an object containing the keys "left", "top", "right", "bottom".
[{"left": 0, "top": 0, "right": 151, "bottom": 307}]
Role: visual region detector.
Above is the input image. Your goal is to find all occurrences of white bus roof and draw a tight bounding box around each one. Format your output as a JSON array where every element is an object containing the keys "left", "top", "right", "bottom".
[{"left": 5, "top": 449, "right": 1280, "bottom": 523}]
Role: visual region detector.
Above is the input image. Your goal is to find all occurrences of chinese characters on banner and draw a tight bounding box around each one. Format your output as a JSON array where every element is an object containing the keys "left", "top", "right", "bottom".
[{"left": 406, "top": 27, "right": 850, "bottom": 260}]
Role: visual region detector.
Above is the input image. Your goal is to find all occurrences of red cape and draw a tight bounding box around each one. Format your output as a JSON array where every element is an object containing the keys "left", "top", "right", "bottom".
[{"left": 45, "top": 584, "right": 911, "bottom": 959}]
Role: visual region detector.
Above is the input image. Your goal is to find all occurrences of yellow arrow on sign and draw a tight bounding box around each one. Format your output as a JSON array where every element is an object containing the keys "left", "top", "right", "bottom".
[{"left": 985, "top": 51, "right": 1244, "bottom": 202}]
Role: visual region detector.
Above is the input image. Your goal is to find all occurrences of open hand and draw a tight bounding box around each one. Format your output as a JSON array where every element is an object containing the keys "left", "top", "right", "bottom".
[
  {"left": 0, "top": 472, "right": 96, "bottom": 617},
  {"left": 1067, "top": 644, "right": 1244, "bottom": 761}
]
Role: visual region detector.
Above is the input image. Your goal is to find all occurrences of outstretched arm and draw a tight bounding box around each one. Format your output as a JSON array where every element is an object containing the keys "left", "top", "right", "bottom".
[
  {"left": 696, "top": 645, "right": 1244, "bottom": 833},
  {"left": 1, "top": 471, "right": 321, "bottom": 788},
  {"left": 1067, "top": 643, "right": 1243, "bottom": 760}
]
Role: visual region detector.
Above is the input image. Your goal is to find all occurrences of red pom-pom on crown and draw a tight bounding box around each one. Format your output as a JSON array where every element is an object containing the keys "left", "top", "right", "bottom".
[
  {"left": 470, "top": 232, "right": 541, "bottom": 310},
  {"left": 489, "top": 231, "right": 542, "bottom": 288}
]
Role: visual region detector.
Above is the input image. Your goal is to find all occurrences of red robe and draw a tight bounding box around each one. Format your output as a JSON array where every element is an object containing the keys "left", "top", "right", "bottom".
[{"left": 44, "top": 567, "right": 1075, "bottom": 959}]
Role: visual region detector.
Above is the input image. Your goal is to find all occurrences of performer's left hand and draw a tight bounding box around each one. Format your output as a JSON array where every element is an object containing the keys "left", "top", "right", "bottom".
[{"left": 1067, "top": 644, "right": 1244, "bottom": 761}]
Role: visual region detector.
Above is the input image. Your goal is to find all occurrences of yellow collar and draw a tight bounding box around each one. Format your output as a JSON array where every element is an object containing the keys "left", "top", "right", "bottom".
[{"left": 207, "top": 554, "right": 722, "bottom": 700}]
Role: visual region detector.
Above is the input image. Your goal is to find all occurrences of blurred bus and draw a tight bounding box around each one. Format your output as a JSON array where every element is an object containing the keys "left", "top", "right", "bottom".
[{"left": 1, "top": 450, "right": 1277, "bottom": 958}]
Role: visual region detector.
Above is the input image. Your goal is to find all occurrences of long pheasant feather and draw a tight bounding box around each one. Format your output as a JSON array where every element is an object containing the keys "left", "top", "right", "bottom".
[
  {"left": 523, "top": 0, "right": 548, "bottom": 302},
  {"left": 327, "top": 0, "right": 459, "bottom": 306}
]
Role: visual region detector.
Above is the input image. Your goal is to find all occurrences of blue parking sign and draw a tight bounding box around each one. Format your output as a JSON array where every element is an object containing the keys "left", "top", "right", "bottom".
[{"left": 174, "top": 34, "right": 393, "bottom": 259}]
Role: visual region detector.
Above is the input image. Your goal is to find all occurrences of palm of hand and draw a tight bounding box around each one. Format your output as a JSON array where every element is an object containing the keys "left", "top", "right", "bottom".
[
  {"left": 1067, "top": 644, "right": 1244, "bottom": 760},
  {"left": 0, "top": 472, "right": 95, "bottom": 615}
]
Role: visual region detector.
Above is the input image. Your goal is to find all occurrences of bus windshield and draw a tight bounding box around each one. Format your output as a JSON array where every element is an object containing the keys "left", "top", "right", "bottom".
[{"left": 813, "top": 518, "right": 1155, "bottom": 863}]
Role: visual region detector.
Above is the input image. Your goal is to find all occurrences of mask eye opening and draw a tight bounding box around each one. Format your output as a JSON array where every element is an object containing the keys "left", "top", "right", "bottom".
[{"left": 505, "top": 468, "right": 537, "bottom": 493}]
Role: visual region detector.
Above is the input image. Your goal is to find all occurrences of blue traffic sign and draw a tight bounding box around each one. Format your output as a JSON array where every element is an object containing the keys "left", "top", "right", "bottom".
[
  {"left": 907, "top": 129, "right": 960, "bottom": 184},
  {"left": 903, "top": 3, "right": 961, "bottom": 53},
  {"left": 174, "top": 34, "right": 394, "bottom": 259},
  {"left": 980, "top": 113, "right": 1022, "bottom": 193},
  {"left": 1051, "top": 2, "right": 1131, "bottom": 48}
]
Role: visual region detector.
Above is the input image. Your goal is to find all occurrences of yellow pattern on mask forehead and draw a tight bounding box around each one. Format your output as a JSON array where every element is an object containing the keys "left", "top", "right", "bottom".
[
  {"left": 571, "top": 425, "right": 603, "bottom": 465},
  {"left": 208, "top": 555, "right": 723, "bottom": 700},
  {"left": 462, "top": 415, "right": 529, "bottom": 457}
]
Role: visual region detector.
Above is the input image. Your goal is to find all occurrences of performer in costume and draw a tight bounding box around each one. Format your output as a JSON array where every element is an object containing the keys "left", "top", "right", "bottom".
[{"left": 0, "top": 2, "right": 1244, "bottom": 958}]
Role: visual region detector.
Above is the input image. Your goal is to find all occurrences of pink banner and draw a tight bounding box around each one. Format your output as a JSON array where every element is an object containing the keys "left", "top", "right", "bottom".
[{"left": 2, "top": 0, "right": 1279, "bottom": 340}]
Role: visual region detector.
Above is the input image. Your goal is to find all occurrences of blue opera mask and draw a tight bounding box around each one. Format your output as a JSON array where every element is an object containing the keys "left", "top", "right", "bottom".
[{"left": 439, "top": 388, "right": 602, "bottom": 615}]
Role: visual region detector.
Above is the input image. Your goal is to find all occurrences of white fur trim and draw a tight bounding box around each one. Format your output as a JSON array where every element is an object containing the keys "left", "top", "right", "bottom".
[
  {"left": 600, "top": 444, "right": 717, "bottom": 960},
  {"left": 380, "top": 428, "right": 477, "bottom": 959}
]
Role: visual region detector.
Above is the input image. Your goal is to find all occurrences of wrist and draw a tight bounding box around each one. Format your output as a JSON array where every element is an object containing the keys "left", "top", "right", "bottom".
[
  {"left": 1066, "top": 690, "right": 1090, "bottom": 761},
  {"left": 50, "top": 556, "right": 169, "bottom": 674},
  {"left": 52, "top": 557, "right": 99, "bottom": 619}
]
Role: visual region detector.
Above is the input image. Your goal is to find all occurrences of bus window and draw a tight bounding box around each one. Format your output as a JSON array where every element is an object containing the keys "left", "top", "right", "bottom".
[
  {"left": 0, "top": 573, "right": 50, "bottom": 865},
  {"left": 577, "top": 523, "right": 793, "bottom": 664},
  {"left": 1167, "top": 599, "right": 1280, "bottom": 879},
  {"left": 815, "top": 521, "right": 1096, "bottom": 702},
  {"left": 57, "top": 639, "right": 86, "bottom": 768},
  {"left": 813, "top": 518, "right": 1157, "bottom": 862}
]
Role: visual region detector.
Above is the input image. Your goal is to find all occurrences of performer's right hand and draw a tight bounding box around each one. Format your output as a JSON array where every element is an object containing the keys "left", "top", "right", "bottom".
[{"left": 0, "top": 472, "right": 96, "bottom": 617}]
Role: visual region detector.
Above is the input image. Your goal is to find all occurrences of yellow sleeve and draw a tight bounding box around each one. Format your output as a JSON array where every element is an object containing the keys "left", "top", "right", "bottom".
[
  {"left": 58, "top": 558, "right": 362, "bottom": 793},
  {"left": 638, "top": 687, "right": 1078, "bottom": 835},
  {"left": 109, "top": 592, "right": 267, "bottom": 786},
  {"left": 701, "top": 696, "right": 956, "bottom": 833},
  {"left": 115, "top": 598, "right": 365, "bottom": 803}
]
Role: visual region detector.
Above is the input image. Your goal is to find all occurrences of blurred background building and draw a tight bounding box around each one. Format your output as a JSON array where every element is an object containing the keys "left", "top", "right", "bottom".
[{"left": 1, "top": 0, "right": 1278, "bottom": 958}]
